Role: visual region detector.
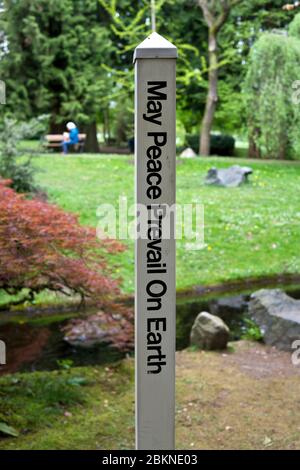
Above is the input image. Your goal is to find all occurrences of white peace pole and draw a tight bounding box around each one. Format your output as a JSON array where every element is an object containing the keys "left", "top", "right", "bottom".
[{"left": 134, "top": 33, "right": 177, "bottom": 450}]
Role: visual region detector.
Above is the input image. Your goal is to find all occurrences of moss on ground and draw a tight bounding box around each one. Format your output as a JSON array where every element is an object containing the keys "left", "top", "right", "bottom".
[
  {"left": 0, "top": 342, "right": 300, "bottom": 450},
  {"left": 0, "top": 360, "right": 135, "bottom": 450}
]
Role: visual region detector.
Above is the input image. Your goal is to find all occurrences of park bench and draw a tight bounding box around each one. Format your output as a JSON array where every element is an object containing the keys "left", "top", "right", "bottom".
[{"left": 44, "top": 134, "right": 87, "bottom": 152}]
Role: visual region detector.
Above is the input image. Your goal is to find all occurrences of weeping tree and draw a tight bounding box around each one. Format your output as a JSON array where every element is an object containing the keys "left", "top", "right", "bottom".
[{"left": 244, "top": 22, "right": 300, "bottom": 159}]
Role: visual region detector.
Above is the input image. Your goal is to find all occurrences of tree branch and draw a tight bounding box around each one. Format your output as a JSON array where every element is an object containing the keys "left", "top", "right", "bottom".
[
  {"left": 198, "top": 0, "right": 215, "bottom": 28},
  {"left": 198, "top": 0, "right": 242, "bottom": 33},
  {"left": 0, "top": 290, "right": 35, "bottom": 311}
]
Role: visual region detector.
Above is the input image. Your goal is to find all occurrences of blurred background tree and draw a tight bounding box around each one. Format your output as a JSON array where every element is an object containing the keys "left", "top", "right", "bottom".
[
  {"left": 0, "top": 0, "right": 297, "bottom": 155},
  {"left": 0, "top": 0, "right": 114, "bottom": 151},
  {"left": 244, "top": 12, "right": 300, "bottom": 160},
  {"left": 0, "top": 115, "right": 48, "bottom": 193}
]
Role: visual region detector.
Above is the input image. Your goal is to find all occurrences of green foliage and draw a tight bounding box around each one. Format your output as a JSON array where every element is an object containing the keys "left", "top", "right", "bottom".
[
  {"left": 244, "top": 32, "right": 300, "bottom": 159},
  {"left": 242, "top": 318, "right": 263, "bottom": 342},
  {"left": 0, "top": 0, "right": 113, "bottom": 150},
  {"left": 112, "top": 96, "right": 134, "bottom": 145},
  {"left": 206, "top": 0, "right": 294, "bottom": 137},
  {"left": 210, "top": 134, "right": 235, "bottom": 156},
  {"left": 99, "top": 0, "right": 204, "bottom": 137},
  {"left": 289, "top": 12, "right": 300, "bottom": 38},
  {"left": 0, "top": 368, "right": 89, "bottom": 437},
  {"left": 185, "top": 133, "right": 235, "bottom": 156},
  {"left": 99, "top": 0, "right": 299, "bottom": 139},
  {"left": 0, "top": 422, "right": 19, "bottom": 437},
  {"left": 56, "top": 359, "right": 74, "bottom": 371},
  {"left": 184, "top": 134, "right": 200, "bottom": 154},
  {"left": 0, "top": 0, "right": 294, "bottom": 142},
  {"left": 21, "top": 374, "right": 87, "bottom": 406},
  {"left": 0, "top": 116, "right": 48, "bottom": 193},
  {"left": 214, "top": 82, "right": 247, "bottom": 134}
]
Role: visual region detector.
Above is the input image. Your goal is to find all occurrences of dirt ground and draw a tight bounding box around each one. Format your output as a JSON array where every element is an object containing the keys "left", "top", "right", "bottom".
[
  {"left": 1, "top": 340, "right": 300, "bottom": 450},
  {"left": 176, "top": 341, "right": 300, "bottom": 450}
]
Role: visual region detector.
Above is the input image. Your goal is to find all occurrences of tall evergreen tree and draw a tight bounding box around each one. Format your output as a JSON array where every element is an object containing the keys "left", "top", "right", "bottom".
[{"left": 0, "top": 0, "right": 113, "bottom": 151}]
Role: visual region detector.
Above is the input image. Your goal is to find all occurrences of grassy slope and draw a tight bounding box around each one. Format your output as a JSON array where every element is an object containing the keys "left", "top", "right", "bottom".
[
  {"left": 33, "top": 154, "right": 300, "bottom": 294},
  {"left": 1, "top": 343, "right": 300, "bottom": 450}
]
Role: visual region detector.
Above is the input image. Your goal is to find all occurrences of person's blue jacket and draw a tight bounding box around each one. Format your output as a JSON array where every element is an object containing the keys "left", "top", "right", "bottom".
[{"left": 70, "top": 128, "right": 79, "bottom": 144}]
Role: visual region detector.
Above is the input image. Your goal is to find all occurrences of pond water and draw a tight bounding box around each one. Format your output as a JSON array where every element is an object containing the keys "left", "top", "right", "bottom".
[{"left": 1, "top": 283, "right": 300, "bottom": 376}]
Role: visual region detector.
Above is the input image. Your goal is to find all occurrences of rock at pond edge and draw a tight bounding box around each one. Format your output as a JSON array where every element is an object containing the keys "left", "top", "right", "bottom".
[{"left": 190, "top": 311, "right": 230, "bottom": 350}]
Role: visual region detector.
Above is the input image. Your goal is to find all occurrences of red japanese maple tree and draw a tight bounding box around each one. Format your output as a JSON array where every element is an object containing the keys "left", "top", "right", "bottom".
[
  {"left": 0, "top": 179, "right": 120, "bottom": 303},
  {"left": 0, "top": 180, "right": 133, "bottom": 349}
]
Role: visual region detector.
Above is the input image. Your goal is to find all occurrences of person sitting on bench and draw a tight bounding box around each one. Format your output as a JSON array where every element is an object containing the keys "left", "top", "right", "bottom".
[{"left": 62, "top": 122, "right": 79, "bottom": 154}]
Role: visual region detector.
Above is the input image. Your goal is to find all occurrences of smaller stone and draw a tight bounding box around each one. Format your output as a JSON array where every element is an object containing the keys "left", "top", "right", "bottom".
[
  {"left": 180, "top": 147, "right": 197, "bottom": 159},
  {"left": 190, "top": 312, "right": 230, "bottom": 350},
  {"left": 63, "top": 311, "right": 119, "bottom": 349}
]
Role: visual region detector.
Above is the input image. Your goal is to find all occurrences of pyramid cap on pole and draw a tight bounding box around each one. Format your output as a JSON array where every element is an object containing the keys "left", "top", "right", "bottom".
[{"left": 133, "top": 32, "right": 177, "bottom": 62}]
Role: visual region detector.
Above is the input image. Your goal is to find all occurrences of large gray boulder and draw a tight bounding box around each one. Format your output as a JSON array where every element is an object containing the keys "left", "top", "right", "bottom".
[
  {"left": 190, "top": 312, "right": 230, "bottom": 350},
  {"left": 205, "top": 165, "right": 253, "bottom": 187},
  {"left": 209, "top": 294, "right": 248, "bottom": 321},
  {"left": 249, "top": 289, "right": 300, "bottom": 351}
]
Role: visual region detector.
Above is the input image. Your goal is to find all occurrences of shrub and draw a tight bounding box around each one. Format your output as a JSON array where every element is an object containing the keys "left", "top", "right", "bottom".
[
  {"left": 0, "top": 116, "right": 48, "bottom": 193},
  {"left": 185, "top": 133, "right": 235, "bottom": 156},
  {"left": 241, "top": 318, "right": 263, "bottom": 342},
  {"left": 210, "top": 135, "right": 235, "bottom": 156},
  {"left": 184, "top": 134, "right": 198, "bottom": 154},
  {"left": 289, "top": 11, "right": 300, "bottom": 38}
]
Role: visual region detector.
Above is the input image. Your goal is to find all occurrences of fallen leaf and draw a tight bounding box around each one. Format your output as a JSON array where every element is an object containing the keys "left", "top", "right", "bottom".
[{"left": 0, "top": 422, "right": 19, "bottom": 437}]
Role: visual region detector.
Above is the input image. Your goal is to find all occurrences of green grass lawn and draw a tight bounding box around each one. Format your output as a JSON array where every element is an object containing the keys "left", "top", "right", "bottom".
[
  {"left": 31, "top": 153, "right": 300, "bottom": 294},
  {"left": 2, "top": 152, "right": 300, "bottom": 450}
]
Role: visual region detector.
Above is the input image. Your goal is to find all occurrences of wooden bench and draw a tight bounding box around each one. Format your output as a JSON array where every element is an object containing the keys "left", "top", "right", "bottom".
[{"left": 44, "top": 134, "right": 87, "bottom": 152}]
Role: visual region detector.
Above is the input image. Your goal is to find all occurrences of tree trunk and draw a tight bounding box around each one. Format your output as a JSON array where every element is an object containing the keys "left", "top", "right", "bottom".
[
  {"left": 248, "top": 128, "right": 261, "bottom": 159},
  {"left": 200, "top": 31, "right": 219, "bottom": 156},
  {"left": 278, "top": 132, "right": 288, "bottom": 160},
  {"left": 106, "top": 108, "right": 111, "bottom": 143},
  {"left": 84, "top": 121, "right": 100, "bottom": 153},
  {"left": 49, "top": 121, "right": 65, "bottom": 134}
]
